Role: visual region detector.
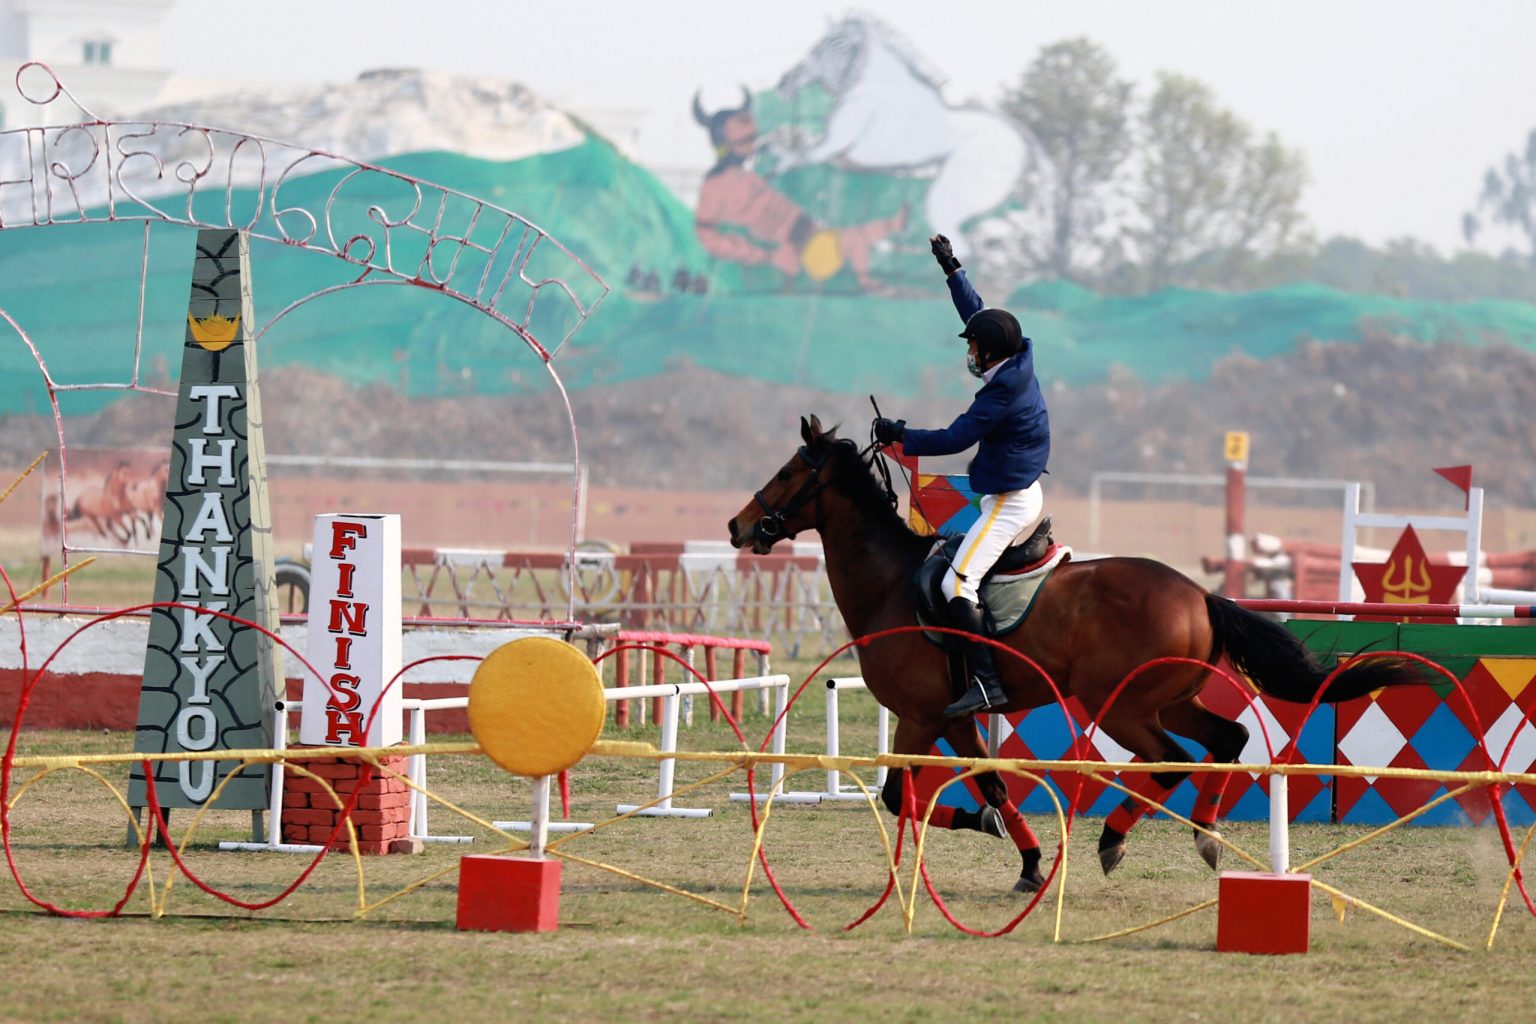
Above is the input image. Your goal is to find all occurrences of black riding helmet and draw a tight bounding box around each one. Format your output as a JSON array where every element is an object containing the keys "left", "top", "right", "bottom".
[{"left": 959, "top": 308, "right": 1026, "bottom": 362}]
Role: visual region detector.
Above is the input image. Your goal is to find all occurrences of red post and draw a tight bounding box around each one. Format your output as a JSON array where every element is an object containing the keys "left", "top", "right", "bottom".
[
  {"left": 731, "top": 647, "right": 746, "bottom": 721},
  {"left": 705, "top": 646, "right": 720, "bottom": 722},
  {"left": 614, "top": 648, "right": 630, "bottom": 730},
  {"left": 1223, "top": 433, "right": 1249, "bottom": 599}
]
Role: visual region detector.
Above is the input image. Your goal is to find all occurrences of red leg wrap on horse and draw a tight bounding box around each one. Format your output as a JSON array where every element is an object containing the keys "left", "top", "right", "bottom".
[
  {"left": 1105, "top": 774, "right": 1178, "bottom": 836},
  {"left": 1191, "top": 772, "right": 1231, "bottom": 828},
  {"left": 925, "top": 804, "right": 957, "bottom": 830},
  {"left": 998, "top": 802, "right": 1039, "bottom": 852}
]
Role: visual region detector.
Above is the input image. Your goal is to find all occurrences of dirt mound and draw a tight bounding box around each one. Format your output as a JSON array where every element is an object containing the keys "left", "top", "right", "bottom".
[{"left": 3, "top": 333, "right": 1532, "bottom": 511}]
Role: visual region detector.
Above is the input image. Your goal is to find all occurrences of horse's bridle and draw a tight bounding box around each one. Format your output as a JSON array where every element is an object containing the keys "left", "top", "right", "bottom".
[{"left": 751, "top": 443, "right": 840, "bottom": 547}]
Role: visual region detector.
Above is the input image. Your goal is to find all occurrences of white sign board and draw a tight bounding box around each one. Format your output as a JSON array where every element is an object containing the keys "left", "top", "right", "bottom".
[{"left": 299, "top": 514, "right": 403, "bottom": 747}]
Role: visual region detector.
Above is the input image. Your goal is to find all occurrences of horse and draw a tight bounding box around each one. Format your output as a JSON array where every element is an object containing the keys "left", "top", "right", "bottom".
[
  {"left": 768, "top": 14, "right": 1054, "bottom": 261},
  {"left": 726, "top": 417, "right": 1430, "bottom": 893}
]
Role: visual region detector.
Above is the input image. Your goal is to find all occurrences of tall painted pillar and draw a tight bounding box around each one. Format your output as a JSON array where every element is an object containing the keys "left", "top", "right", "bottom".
[{"left": 128, "top": 229, "right": 281, "bottom": 817}]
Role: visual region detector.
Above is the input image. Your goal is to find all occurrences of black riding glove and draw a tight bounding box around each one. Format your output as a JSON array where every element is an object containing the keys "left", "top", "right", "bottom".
[
  {"left": 873, "top": 417, "right": 906, "bottom": 445},
  {"left": 930, "top": 234, "right": 961, "bottom": 276}
]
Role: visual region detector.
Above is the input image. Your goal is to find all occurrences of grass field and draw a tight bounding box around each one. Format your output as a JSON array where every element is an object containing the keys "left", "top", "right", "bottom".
[{"left": 3, "top": 689, "right": 1536, "bottom": 1024}]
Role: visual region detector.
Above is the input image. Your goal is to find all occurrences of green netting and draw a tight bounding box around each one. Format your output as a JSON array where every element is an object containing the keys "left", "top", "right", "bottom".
[{"left": 3, "top": 139, "right": 1536, "bottom": 418}]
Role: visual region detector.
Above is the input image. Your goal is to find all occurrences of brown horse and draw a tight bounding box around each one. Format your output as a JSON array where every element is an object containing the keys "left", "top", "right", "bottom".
[{"left": 727, "top": 417, "right": 1427, "bottom": 893}]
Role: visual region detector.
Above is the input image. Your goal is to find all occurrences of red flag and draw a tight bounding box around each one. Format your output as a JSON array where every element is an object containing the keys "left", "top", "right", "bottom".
[{"left": 1432, "top": 465, "right": 1473, "bottom": 509}]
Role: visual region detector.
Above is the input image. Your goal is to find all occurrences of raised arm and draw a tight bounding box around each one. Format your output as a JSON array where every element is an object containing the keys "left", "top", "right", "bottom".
[{"left": 931, "top": 234, "right": 983, "bottom": 323}]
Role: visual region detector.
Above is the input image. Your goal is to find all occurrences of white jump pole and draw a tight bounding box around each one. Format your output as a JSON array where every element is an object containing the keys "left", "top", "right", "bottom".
[
  {"left": 821, "top": 678, "right": 890, "bottom": 800},
  {"left": 408, "top": 699, "right": 473, "bottom": 843},
  {"left": 617, "top": 684, "right": 713, "bottom": 818},
  {"left": 1269, "top": 774, "right": 1290, "bottom": 874},
  {"left": 217, "top": 700, "right": 323, "bottom": 853},
  {"left": 528, "top": 774, "right": 551, "bottom": 857}
]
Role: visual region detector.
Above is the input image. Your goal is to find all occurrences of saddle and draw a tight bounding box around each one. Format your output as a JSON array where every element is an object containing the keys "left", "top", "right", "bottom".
[{"left": 913, "top": 516, "right": 1070, "bottom": 649}]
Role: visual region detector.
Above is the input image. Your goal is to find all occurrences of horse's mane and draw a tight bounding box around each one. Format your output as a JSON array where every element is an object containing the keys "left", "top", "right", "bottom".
[
  {"left": 822, "top": 434, "right": 934, "bottom": 562},
  {"left": 836, "top": 10, "right": 948, "bottom": 94}
]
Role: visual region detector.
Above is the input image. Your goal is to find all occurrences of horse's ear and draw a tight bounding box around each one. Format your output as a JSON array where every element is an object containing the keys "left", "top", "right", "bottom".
[{"left": 800, "top": 415, "right": 817, "bottom": 446}]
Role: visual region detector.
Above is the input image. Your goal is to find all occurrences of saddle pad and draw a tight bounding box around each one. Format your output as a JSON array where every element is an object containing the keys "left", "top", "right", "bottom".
[{"left": 915, "top": 545, "right": 1073, "bottom": 643}]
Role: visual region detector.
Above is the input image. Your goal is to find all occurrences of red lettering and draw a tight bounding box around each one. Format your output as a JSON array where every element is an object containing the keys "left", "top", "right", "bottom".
[
  {"left": 336, "top": 562, "right": 357, "bottom": 598},
  {"left": 327, "top": 599, "right": 369, "bottom": 635},
  {"left": 328, "top": 521, "right": 366, "bottom": 559},
  {"left": 326, "top": 672, "right": 361, "bottom": 711},
  {"left": 325, "top": 709, "right": 364, "bottom": 744},
  {"left": 332, "top": 636, "right": 353, "bottom": 670}
]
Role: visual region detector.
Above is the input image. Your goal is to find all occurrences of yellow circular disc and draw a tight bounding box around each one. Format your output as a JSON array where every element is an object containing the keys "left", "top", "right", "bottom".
[
  {"left": 468, "top": 637, "right": 604, "bottom": 777},
  {"left": 800, "top": 228, "right": 844, "bottom": 281}
]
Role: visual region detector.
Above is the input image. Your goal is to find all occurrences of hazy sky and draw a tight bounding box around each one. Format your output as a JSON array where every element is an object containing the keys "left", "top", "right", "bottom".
[{"left": 161, "top": 1, "right": 1536, "bottom": 254}]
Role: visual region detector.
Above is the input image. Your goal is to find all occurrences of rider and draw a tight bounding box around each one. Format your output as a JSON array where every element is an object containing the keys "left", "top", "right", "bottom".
[{"left": 872, "top": 234, "right": 1051, "bottom": 718}]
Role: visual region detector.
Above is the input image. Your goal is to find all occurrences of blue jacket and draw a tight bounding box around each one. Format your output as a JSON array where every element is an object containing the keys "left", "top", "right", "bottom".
[{"left": 899, "top": 270, "right": 1050, "bottom": 494}]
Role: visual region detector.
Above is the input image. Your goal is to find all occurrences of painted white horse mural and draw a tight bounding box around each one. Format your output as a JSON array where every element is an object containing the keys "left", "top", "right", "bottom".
[{"left": 768, "top": 15, "right": 1053, "bottom": 262}]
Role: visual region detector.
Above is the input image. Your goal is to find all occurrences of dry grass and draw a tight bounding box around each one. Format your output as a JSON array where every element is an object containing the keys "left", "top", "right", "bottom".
[{"left": 2, "top": 716, "right": 1535, "bottom": 1023}]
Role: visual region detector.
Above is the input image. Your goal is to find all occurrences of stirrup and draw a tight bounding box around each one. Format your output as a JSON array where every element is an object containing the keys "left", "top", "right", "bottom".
[{"left": 943, "top": 680, "right": 1004, "bottom": 718}]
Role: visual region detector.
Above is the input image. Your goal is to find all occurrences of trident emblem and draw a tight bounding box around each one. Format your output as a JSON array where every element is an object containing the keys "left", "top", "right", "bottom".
[{"left": 1381, "top": 555, "right": 1433, "bottom": 604}]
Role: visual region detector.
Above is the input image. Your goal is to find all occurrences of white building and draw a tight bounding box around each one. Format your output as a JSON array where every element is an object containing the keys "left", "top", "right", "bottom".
[{"left": 0, "top": 0, "right": 174, "bottom": 128}]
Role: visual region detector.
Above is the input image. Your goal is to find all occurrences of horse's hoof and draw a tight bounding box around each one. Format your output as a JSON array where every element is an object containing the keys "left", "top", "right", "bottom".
[
  {"left": 1013, "top": 870, "right": 1045, "bottom": 894},
  {"left": 1194, "top": 827, "right": 1222, "bottom": 871},
  {"left": 1014, "top": 847, "right": 1045, "bottom": 893},
  {"left": 978, "top": 806, "right": 1005, "bottom": 839},
  {"left": 1099, "top": 843, "right": 1126, "bottom": 876}
]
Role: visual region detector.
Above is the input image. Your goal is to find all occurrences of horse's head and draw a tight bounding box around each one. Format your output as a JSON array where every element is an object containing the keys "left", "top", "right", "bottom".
[
  {"left": 727, "top": 415, "right": 849, "bottom": 554},
  {"left": 777, "top": 17, "right": 866, "bottom": 99}
]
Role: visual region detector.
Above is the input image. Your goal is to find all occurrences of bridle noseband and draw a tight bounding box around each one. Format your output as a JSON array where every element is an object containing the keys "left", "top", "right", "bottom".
[{"left": 752, "top": 443, "right": 839, "bottom": 547}]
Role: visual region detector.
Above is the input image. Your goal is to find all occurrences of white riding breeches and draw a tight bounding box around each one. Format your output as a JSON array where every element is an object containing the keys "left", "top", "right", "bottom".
[{"left": 941, "top": 481, "right": 1045, "bottom": 604}]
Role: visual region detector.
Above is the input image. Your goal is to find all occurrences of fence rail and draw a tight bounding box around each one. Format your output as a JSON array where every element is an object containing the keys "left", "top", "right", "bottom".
[{"left": 394, "top": 545, "right": 846, "bottom": 658}]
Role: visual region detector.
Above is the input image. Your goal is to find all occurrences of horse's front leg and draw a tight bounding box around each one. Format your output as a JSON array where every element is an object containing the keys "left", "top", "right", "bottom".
[
  {"left": 941, "top": 719, "right": 1046, "bottom": 894},
  {"left": 878, "top": 717, "right": 997, "bottom": 835}
]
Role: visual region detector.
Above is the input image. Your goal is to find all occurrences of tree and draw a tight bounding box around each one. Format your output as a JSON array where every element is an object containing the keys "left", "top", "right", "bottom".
[
  {"left": 999, "top": 38, "right": 1134, "bottom": 283},
  {"left": 1122, "top": 73, "right": 1308, "bottom": 290},
  {"left": 1465, "top": 128, "right": 1536, "bottom": 261}
]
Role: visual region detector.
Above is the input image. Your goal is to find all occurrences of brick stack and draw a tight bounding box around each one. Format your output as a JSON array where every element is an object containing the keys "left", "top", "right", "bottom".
[{"left": 281, "top": 754, "right": 419, "bottom": 854}]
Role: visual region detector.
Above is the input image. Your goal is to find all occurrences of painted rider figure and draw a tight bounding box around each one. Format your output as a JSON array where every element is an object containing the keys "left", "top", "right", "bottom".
[{"left": 872, "top": 234, "right": 1051, "bottom": 718}]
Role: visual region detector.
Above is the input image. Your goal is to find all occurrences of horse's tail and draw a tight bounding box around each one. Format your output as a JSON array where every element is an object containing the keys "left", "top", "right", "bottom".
[{"left": 1204, "top": 593, "right": 1428, "bottom": 703}]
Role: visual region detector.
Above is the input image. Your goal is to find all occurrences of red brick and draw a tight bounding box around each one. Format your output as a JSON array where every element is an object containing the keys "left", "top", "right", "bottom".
[
  {"left": 357, "top": 791, "right": 411, "bottom": 811},
  {"left": 360, "top": 824, "right": 405, "bottom": 842},
  {"left": 281, "top": 789, "right": 310, "bottom": 808},
  {"left": 284, "top": 808, "right": 339, "bottom": 826}
]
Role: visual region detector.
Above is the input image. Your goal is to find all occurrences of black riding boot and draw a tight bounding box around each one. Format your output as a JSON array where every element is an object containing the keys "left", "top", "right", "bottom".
[{"left": 942, "top": 597, "right": 1008, "bottom": 718}]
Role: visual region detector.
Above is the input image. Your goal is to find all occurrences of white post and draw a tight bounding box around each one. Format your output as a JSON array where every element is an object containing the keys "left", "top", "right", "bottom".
[
  {"left": 1269, "top": 774, "right": 1290, "bottom": 874},
  {"left": 529, "top": 774, "right": 551, "bottom": 858},
  {"left": 770, "top": 677, "right": 789, "bottom": 793},
  {"left": 1339, "top": 482, "right": 1361, "bottom": 603},
  {"left": 825, "top": 681, "right": 841, "bottom": 796},
  {"left": 1464, "top": 487, "right": 1484, "bottom": 606},
  {"left": 875, "top": 704, "right": 890, "bottom": 788},
  {"left": 655, "top": 687, "right": 681, "bottom": 811},
  {"left": 265, "top": 699, "right": 288, "bottom": 847},
  {"left": 408, "top": 704, "right": 426, "bottom": 838}
]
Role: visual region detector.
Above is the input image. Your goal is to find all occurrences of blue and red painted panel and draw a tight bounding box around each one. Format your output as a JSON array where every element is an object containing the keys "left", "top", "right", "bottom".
[
  {"left": 912, "top": 667, "right": 1336, "bottom": 824},
  {"left": 1334, "top": 657, "right": 1536, "bottom": 825}
]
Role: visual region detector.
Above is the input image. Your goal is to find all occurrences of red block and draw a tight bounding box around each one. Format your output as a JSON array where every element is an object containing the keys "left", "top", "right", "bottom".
[
  {"left": 456, "top": 855, "right": 561, "bottom": 933},
  {"left": 1217, "top": 872, "right": 1311, "bottom": 954}
]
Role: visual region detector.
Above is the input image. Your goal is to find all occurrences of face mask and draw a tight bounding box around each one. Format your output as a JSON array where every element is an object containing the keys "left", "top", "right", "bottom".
[{"left": 966, "top": 352, "right": 985, "bottom": 379}]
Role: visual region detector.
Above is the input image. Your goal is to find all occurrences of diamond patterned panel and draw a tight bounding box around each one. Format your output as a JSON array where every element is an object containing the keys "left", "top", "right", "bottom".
[{"left": 1336, "top": 657, "right": 1536, "bottom": 825}]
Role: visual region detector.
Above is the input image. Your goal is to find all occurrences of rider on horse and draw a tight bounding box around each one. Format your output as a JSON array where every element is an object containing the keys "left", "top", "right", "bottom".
[{"left": 873, "top": 234, "right": 1052, "bottom": 718}]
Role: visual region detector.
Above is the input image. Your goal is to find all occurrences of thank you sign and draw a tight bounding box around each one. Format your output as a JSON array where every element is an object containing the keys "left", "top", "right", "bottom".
[{"left": 129, "top": 229, "right": 280, "bottom": 810}]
